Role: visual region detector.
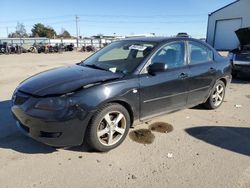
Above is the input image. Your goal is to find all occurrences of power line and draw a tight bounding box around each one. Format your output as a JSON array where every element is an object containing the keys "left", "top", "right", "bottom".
[
  {"left": 79, "top": 20, "right": 204, "bottom": 24},
  {"left": 0, "top": 15, "right": 73, "bottom": 24},
  {"left": 0, "top": 19, "right": 205, "bottom": 29},
  {"left": 0, "top": 13, "right": 208, "bottom": 23},
  {"left": 78, "top": 13, "right": 207, "bottom": 18},
  {"left": 0, "top": 20, "right": 74, "bottom": 29}
]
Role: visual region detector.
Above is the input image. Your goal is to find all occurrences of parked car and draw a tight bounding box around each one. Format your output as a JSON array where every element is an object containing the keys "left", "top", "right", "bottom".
[
  {"left": 0, "top": 42, "right": 10, "bottom": 54},
  {"left": 229, "top": 27, "right": 250, "bottom": 78},
  {"left": 0, "top": 42, "right": 27, "bottom": 54},
  {"left": 11, "top": 37, "right": 231, "bottom": 151},
  {"left": 81, "top": 45, "right": 96, "bottom": 52},
  {"left": 65, "top": 43, "right": 74, "bottom": 51}
]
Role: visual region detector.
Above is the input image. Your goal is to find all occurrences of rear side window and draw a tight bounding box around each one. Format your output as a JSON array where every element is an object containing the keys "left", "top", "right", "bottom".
[{"left": 188, "top": 41, "right": 213, "bottom": 64}]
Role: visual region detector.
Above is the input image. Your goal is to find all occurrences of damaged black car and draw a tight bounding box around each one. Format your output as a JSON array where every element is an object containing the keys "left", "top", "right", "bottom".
[
  {"left": 229, "top": 27, "right": 250, "bottom": 78},
  {"left": 12, "top": 37, "right": 231, "bottom": 151}
]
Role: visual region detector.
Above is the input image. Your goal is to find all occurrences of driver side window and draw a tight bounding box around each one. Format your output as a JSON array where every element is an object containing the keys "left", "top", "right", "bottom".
[{"left": 151, "top": 42, "right": 185, "bottom": 69}]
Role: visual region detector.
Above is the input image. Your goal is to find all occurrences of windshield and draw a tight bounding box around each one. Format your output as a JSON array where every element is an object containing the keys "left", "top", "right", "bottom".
[{"left": 82, "top": 40, "right": 156, "bottom": 74}]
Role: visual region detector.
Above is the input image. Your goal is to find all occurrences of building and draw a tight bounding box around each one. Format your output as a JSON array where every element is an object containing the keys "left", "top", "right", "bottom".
[
  {"left": 206, "top": 0, "right": 250, "bottom": 51},
  {"left": 125, "top": 33, "right": 155, "bottom": 38}
]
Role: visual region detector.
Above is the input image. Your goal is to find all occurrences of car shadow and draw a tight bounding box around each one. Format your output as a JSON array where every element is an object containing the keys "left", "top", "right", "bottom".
[
  {"left": 185, "top": 126, "right": 250, "bottom": 156},
  {"left": 190, "top": 104, "right": 208, "bottom": 110},
  {"left": 0, "top": 100, "right": 56, "bottom": 154}
]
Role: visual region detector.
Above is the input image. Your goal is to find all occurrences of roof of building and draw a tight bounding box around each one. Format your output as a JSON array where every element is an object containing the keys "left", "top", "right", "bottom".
[{"left": 209, "top": 0, "right": 240, "bottom": 16}]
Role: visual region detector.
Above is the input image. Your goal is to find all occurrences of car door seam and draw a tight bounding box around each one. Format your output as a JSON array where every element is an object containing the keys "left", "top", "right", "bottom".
[{"left": 143, "top": 85, "right": 210, "bottom": 103}]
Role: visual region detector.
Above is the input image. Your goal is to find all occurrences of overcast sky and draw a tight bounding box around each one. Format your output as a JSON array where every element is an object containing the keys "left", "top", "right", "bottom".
[{"left": 0, "top": 0, "right": 234, "bottom": 38}]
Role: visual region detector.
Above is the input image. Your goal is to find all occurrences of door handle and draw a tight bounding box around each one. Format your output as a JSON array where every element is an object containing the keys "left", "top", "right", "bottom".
[{"left": 179, "top": 73, "right": 189, "bottom": 79}]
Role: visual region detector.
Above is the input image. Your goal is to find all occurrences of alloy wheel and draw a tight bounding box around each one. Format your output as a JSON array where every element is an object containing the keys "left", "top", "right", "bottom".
[
  {"left": 212, "top": 84, "right": 224, "bottom": 107},
  {"left": 97, "top": 111, "right": 126, "bottom": 146}
]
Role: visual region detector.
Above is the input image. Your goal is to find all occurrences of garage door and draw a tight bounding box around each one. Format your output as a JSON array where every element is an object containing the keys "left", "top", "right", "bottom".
[{"left": 214, "top": 18, "right": 242, "bottom": 50}]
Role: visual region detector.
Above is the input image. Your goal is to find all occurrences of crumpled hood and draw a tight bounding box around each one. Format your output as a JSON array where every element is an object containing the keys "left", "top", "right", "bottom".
[
  {"left": 18, "top": 65, "right": 123, "bottom": 96},
  {"left": 235, "top": 27, "right": 250, "bottom": 46}
]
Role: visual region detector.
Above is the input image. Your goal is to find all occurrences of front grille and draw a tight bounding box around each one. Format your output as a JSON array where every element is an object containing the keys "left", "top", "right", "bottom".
[
  {"left": 39, "top": 131, "right": 62, "bottom": 138},
  {"left": 13, "top": 91, "right": 30, "bottom": 105}
]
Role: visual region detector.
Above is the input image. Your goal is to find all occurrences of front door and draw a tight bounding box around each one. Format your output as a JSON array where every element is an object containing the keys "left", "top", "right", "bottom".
[{"left": 139, "top": 41, "right": 189, "bottom": 119}]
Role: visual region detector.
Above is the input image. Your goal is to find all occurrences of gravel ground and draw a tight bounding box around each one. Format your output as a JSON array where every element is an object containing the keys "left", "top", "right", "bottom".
[{"left": 0, "top": 52, "right": 249, "bottom": 188}]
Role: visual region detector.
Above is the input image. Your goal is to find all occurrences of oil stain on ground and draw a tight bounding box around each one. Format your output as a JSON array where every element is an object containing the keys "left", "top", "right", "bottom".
[
  {"left": 129, "top": 129, "right": 155, "bottom": 144},
  {"left": 149, "top": 122, "right": 173, "bottom": 133},
  {"left": 246, "top": 95, "right": 250, "bottom": 99}
]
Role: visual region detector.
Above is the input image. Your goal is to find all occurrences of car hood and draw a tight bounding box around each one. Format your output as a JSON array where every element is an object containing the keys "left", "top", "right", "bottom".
[
  {"left": 235, "top": 28, "right": 250, "bottom": 46},
  {"left": 18, "top": 65, "right": 123, "bottom": 96}
]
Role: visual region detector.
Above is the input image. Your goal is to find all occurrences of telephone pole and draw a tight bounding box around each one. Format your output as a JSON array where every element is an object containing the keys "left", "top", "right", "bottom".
[
  {"left": 75, "top": 15, "right": 79, "bottom": 48},
  {"left": 6, "top": 27, "right": 9, "bottom": 37}
]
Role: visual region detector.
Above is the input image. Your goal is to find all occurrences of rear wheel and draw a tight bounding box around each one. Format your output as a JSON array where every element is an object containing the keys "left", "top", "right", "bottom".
[
  {"left": 204, "top": 80, "right": 225, "bottom": 109},
  {"left": 86, "top": 103, "right": 130, "bottom": 152}
]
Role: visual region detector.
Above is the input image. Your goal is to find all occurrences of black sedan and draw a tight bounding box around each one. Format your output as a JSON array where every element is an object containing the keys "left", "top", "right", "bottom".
[{"left": 12, "top": 37, "right": 231, "bottom": 151}]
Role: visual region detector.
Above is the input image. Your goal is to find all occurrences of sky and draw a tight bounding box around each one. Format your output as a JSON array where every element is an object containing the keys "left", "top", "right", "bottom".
[{"left": 0, "top": 0, "right": 234, "bottom": 38}]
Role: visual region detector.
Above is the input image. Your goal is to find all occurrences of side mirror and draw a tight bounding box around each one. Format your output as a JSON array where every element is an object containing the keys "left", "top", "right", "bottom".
[{"left": 148, "top": 62, "right": 168, "bottom": 74}]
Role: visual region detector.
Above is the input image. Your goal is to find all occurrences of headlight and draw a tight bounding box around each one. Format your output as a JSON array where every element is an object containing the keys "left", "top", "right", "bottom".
[{"left": 34, "top": 97, "right": 72, "bottom": 111}]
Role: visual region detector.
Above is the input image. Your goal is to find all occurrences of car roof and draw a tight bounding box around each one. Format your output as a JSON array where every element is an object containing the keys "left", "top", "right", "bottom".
[
  {"left": 122, "top": 37, "right": 168, "bottom": 42},
  {"left": 121, "top": 37, "right": 214, "bottom": 51},
  {"left": 121, "top": 36, "right": 199, "bottom": 43}
]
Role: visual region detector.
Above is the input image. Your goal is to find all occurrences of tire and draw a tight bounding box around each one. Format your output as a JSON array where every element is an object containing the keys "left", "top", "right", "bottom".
[
  {"left": 204, "top": 80, "right": 226, "bottom": 109},
  {"left": 86, "top": 103, "right": 130, "bottom": 152}
]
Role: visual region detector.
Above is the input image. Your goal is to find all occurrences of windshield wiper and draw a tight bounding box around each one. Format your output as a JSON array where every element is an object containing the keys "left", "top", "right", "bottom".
[
  {"left": 83, "top": 64, "right": 109, "bottom": 71},
  {"left": 81, "top": 64, "right": 125, "bottom": 75}
]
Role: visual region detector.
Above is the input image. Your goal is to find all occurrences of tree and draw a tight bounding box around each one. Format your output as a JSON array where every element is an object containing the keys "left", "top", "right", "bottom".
[
  {"left": 58, "top": 28, "right": 71, "bottom": 38},
  {"left": 31, "top": 23, "right": 57, "bottom": 38},
  {"left": 8, "top": 22, "right": 28, "bottom": 38}
]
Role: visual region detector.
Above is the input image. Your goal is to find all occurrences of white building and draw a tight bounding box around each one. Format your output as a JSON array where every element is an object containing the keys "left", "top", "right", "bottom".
[{"left": 206, "top": 0, "right": 250, "bottom": 51}]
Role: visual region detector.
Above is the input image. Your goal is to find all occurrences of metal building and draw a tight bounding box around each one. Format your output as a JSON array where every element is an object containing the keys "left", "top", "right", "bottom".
[{"left": 206, "top": 0, "right": 250, "bottom": 51}]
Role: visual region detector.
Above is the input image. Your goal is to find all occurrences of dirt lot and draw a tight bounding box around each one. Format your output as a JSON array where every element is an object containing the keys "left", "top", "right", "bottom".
[{"left": 0, "top": 52, "right": 249, "bottom": 188}]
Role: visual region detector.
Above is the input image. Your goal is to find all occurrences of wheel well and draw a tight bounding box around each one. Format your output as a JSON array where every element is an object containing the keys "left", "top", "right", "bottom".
[
  {"left": 219, "top": 78, "right": 227, "bottom": 86},
  {"left": 109, "top": 100, "right": 134, "bottom": 126},
  {"left": 83, "top": 100, "right": 135, "bottom": 144}
]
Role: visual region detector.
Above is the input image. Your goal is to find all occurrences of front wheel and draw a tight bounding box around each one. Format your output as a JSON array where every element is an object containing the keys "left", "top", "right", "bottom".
[
  {"left": 204, "top": 80, "right": 226, "bottom": 109},
  {"left": 86, "top": 103, "right": 130, "bottom": 152}
]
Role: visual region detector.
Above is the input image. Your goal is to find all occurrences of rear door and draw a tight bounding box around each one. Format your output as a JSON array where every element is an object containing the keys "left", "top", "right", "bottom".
[
  {"left": 186, "top": 41, "right": 217, "bottom": 106},
  {"left": 139, "top": 41, "right": 189, "bottom": 119}
]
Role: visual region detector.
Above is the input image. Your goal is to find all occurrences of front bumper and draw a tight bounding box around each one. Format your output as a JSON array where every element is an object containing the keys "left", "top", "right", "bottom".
[
  {"left": 12, "top": 106, "right": 91, "bottom": 147},
  {"left": 232, "top": 62, "right": 250, "bottom": 77},
  {"left": 232, "top": 59, "right": 250, "bottom": 77}
]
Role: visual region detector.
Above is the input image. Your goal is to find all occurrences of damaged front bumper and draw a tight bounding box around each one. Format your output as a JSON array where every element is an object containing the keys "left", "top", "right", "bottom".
[{"left": 11, "top": 105, "right": 92, "bottom": 147}]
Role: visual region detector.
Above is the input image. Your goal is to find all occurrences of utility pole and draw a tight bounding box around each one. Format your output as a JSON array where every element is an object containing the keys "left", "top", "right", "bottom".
[
  {"left": 75, "top": 15, "right": 79, "bottom": 48},
  {"left": 6, "top": 27, "right": 9, "bottom": 37}
]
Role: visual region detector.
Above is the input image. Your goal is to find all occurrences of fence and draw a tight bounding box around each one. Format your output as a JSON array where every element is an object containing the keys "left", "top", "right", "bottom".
[{"left": 0, "top": 37, "right": 117, "bottom": 49}]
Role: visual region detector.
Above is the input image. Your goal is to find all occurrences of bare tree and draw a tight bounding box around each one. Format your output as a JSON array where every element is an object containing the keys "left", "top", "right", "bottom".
[{"left": 8, "top": 22, "right": 28, "bottom": 38}]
